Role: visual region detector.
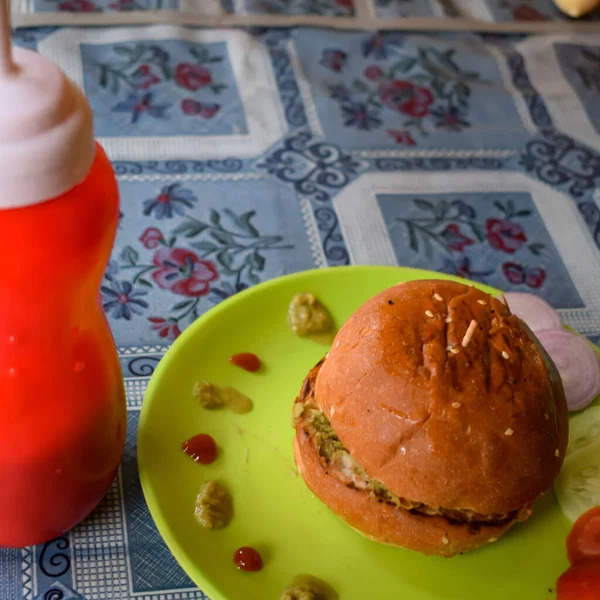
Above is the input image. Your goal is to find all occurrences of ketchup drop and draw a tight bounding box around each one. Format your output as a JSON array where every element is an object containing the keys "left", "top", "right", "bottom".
[
  {"left": 181, "top": 434, "right": 217, "bottom": 465},
  {"left": 233, "top": 546, "right": 263, "bottom": 572},
  {"left": 229, "top": 353, "right": 261, "bottom": 372}
]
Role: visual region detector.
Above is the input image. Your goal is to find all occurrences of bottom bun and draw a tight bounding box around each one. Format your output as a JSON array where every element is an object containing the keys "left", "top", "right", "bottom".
[{"left": 293, "top": 430, "right": 516, "bottom": 557}]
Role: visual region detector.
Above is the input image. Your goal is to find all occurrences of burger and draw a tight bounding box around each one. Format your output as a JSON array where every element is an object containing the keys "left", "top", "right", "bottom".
[{"left": 292, "top": 280, "right": 568, "bottom": 557}]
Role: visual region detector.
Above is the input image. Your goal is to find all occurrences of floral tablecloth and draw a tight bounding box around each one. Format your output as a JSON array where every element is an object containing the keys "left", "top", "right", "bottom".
[
  {"left": 3, "top": 1, "right": 600, "bottom": 598},
  {"left": 9, "top": 0, "right": 600, "bottom": 31}
]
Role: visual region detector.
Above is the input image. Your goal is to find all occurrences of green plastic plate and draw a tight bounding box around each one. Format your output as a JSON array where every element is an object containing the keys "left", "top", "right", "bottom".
[{"left": 138, "top": 266, "right": 576, "bottom": 600}]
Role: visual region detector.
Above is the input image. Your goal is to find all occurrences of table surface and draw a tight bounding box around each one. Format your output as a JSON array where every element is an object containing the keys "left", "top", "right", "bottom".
[{"left": 3, "top": 2, "right": 600, "bottom": 599}]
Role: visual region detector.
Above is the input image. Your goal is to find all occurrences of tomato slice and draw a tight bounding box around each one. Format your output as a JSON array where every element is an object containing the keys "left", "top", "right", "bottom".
[
  {"left": 567, "top": 506, "right": 600, "bottom": 565},
  {"left": 557, "top": 560, "right": 600, "bottom": 600}
]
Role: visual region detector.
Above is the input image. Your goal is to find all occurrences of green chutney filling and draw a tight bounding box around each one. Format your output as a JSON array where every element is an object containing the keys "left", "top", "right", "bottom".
[{"left": 293, "top": 400, "right": 526, "bottom": 526}]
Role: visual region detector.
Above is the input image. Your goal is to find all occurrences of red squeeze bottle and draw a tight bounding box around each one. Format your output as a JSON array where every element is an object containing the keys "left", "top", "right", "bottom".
[{"left": 0, "top": 3, "right": 126, "bottom": 547}]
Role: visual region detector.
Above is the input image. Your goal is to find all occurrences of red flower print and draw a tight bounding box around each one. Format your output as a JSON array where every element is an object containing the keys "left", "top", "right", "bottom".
[
  {"left": 181, "top": 100, "right": 196, "bottom": 115},
  {"left": 502, "top": 263, "right": 546, "bottom": 289},
  {"left": 431, "top": 106, "right": 470, "bottom": 132},
  {"left": 131, "top": 64, "right": 161, "bottom": 90},
  {"left": 335, "top": 0, "right": 354, "bottom": 8},
  {"left": 503, "top": 262, "right": 524, "bottom": 285},
  {"left": 320, "top": 50, "right": 347, "bottom": 72},
  {"left": 513, "top": 5, "right": 545, "bottom": 20},
  {"left": 440, "top": 224, "right": 474, "bottom": 252},
  {"left": 174, "top": 64, "right": 212, "bottom": 91},
  {"left": 180, "top": 99, "right": 221, "bottom": 118},
  {"left": 152, "top": 248, "right": 218, "bottom": 297},
  {"left": 148, "top": 317, "right": 181, "bottom": 341},
  {"left": 525, "top": 267, "right": 546, "bottom": 289},
  {"left": 379, "top": 80, "right": 434, "bottom": 118},
  {"left": 486, "top": 218, "right": 527, "bottom": 254},
  {"left": 387, "top": 129, "right": 416, "bottom": 145},
  {"left": 364, "top": 65, "right": 384, "bottom": 81},
  {"left": 58, "top": 0, "right": 97, "bottom": 10},
  {"left": 139, "top": 227, "right": 163, "bottom": 249}
]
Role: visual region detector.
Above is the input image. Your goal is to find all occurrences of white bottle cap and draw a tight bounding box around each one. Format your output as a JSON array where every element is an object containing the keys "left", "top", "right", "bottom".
[{"left": 0, "top": 1, "right": 95, "bottom": 209}]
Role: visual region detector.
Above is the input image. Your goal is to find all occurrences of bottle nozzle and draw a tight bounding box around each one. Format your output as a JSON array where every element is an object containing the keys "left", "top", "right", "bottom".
[
  {"left": 0, "top": 0, "right": 15, "bottom": 76},
  {"left": 0, "top": 1, "right": 95, "bottom": 209}
]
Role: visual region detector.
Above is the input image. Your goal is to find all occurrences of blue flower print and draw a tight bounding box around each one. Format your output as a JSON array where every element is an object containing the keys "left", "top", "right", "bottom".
[
  {"left": 208, "top": 281, "right": 249, "bottom": 305},
  {"left": 101, "top": 280, "right": 149, "bottom": 320},
  {"left": 341, "top": 102, "right": 382, "bottom": 130},
  {"left": 143, "top": 44, "right": 170, "bottom": 64},
  {"left": 143, "top": 184, "right": 198, "bottom": 219},
  {"left": 362, "top": 32, "right": 402, "bottom": 60},
  {"left": 112, "top": 92, "right": 170, "bottom": 123},
  {"left": 431, "top": 106, "right": 470, "bottom": 132},
  {"left": 450, "top": 199, "right": 476, "bottom": 219},
  {"left": 441, "top": 256, "right": 493, "bottom": 281},
  {"left": 104, "top": 260, "right": 120, "bottom": 281},
  {"left": 329, "top": 84, "right": 351, "bottom": 101},
  {"left": 320, "top": 49, "right": 347, "bottom": 72},
  {"left": 108, "top": 0, "right": 148, "bottom": 9}
]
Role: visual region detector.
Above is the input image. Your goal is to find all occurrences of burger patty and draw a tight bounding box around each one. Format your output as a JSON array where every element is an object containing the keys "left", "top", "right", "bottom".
[{"left": 293, "top": 400, "right": 532, "bottom": 528}]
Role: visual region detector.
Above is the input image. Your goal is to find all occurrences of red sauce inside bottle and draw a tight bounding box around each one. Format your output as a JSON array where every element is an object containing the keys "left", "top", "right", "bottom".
[
  {"left": 233, "top": 546, "right": 263, "bottom": 571},
  {"left": 229, "top": 353, "right": 261, "bottom": 372},
  {"left": 181, "top": 434, "right": 217, "bottom": 465}
]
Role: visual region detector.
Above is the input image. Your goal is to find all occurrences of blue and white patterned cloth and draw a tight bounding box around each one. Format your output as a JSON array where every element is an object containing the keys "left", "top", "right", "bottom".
[
  {"left": 9, "top": 0, "right": 600, "bottom": 30},
  {"left": 3, "top": 3, "right": 600, "bottom": 598}
]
